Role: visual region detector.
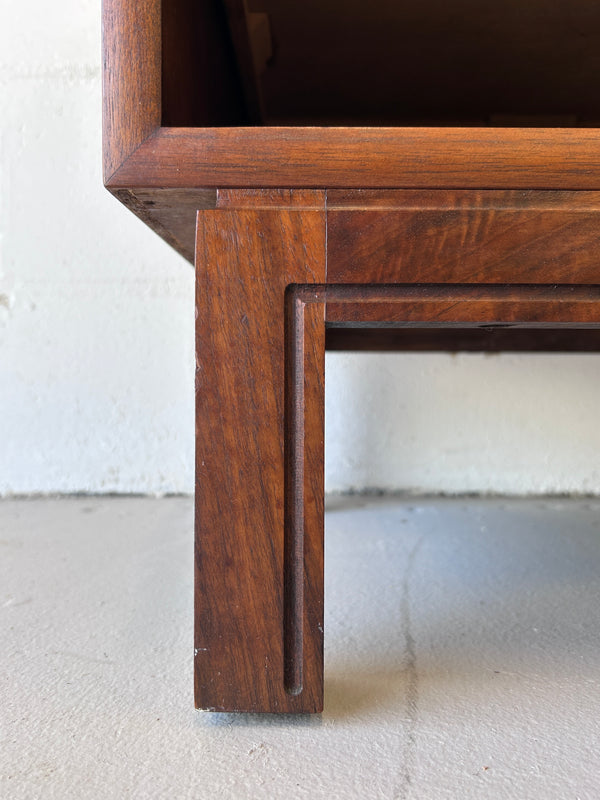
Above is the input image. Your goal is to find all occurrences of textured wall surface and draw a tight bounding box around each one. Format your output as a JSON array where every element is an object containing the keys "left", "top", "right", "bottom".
[
  {"left": 325, "top": 352, "right": 600, "bottom": 494},
  {"left": 0, "top": 1, "right": 195, "bottom": 494},
  {"left": 2, "top": 1, "right": 600, "bottom": 495}
]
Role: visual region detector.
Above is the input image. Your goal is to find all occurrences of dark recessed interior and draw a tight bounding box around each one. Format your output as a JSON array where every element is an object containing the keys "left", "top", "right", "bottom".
[{"left": 162, "top": 0, "right": 600, "bottom": 127}]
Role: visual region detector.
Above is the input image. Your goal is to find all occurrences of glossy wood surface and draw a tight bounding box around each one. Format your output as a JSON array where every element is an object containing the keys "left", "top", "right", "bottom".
[
  {"left": 194, "top": 192, "right": 325, "bottom": 712},
  {"left": 327, "top": 190, "right": 600, "bottom": 209},
  {"left": 102, "top": 0, "right": 160, "bottom": 180},
  {"left": 328, "top": 191, "right": 600, "bottom": 284},
  {"left": 322, "top": 284, "right": 600, "bottom": 326},
  {"left": 107, "top": 127, "right": 600, "bottom": 191}
]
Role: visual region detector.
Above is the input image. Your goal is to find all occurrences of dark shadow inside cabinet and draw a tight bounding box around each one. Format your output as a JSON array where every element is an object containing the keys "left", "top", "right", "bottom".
[{"left": 162, "top": 0, "right": 600, "bottom": 128}]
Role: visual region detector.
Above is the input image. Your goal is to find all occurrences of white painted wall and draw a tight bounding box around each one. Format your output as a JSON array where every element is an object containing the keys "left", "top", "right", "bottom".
[
  {"left": 2, "top": 2, "right": 600, "bottom": 495},
  {"left": 325, "top": 353, "right": 600, "bottom": 494}
]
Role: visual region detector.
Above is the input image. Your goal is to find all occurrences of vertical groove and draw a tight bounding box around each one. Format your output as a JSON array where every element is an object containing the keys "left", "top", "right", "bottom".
[{"left": 284, "top": 286, "right": 305, "bottom": 695}]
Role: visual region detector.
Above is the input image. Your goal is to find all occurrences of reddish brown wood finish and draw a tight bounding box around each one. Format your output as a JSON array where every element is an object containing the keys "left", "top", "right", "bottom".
[
  {"left": 195, "top": 211, "right": 600, "bottom": 714},
  {"left": 322, "top": 284, "right": 600, "bottom": 326},
  {"left": 327, "top": 191, "right": 600, "bottom": 210},
  {"left": 195, "top": 192, "right": 325, "bottom": 712},
  {"left": 328, "top": 191, "right": 600, "bottom": 285},
  {"left": 103, "top": 1, "right": 600, "bottom": 268},
  {"left": 103, "top": 1, "right": 600, "bottom": 264},
  {"left": 104, "top": 0, "right": 600, "bottom": 714},
  {"left": 217, "top": 188, "right": 325, "bottom": 209},
  {"left": 107, "top": 127, "right": 600, "bottom": 194},
  {"left": 102, "top": 0, "right": 160, "bottom": 181}
]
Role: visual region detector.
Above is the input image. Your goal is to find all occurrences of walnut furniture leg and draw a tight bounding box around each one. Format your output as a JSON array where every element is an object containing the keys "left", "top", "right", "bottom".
[{"left": 194, "top": 191, "right": 326, "bottom": 713}]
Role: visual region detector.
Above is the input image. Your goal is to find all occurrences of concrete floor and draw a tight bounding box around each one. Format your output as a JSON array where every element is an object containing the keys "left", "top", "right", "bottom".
[{"left": 1, "top": 496, "right": 600, "bottom": 799}]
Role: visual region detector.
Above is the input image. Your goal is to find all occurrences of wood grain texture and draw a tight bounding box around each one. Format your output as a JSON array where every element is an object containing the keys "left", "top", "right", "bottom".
[
  {"left": 194, "top": 273, "right": 598, "bottom": 713},
  {"left": 322, "top": 284, "right": 600, "bottom": 326},
  {"left": 217, "top": 189, "right": 326, "bottom": 209},
  {"left": 102, "top": 0, "right": 161, "bottom": 181},
  {"left": 103, "top": 187, "right": 600, "bottom": 274},
  {"left": 195, "top": 198, "right": 325, "bottom": 712},
  {"left": 103, "top": 1, "right": 600, "bottom": 267},
  {"left": 327, "top": 190, "right": 600, "bottom": 210},
  {"left": 328, "top": 191, "right": 600, "bottom": 284},
  {"left": 106, "top": 127, "right": 600, "bottom": 191}
]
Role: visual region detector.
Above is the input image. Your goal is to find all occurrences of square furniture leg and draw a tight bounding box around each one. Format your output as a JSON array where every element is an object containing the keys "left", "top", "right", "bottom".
[{"left": 194, "top": 191, "right": 326, "bottom": 712}]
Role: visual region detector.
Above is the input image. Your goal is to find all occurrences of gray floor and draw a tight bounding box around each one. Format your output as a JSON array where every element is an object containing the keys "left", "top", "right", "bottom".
[{"left": 1, "top": 496, "right": 600, "bottom": 799}]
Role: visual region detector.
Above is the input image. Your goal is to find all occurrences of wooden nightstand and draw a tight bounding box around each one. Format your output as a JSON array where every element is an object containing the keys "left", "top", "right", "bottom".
[{"left": 103, "top": 0, "right": 600, "bottom": 712}]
